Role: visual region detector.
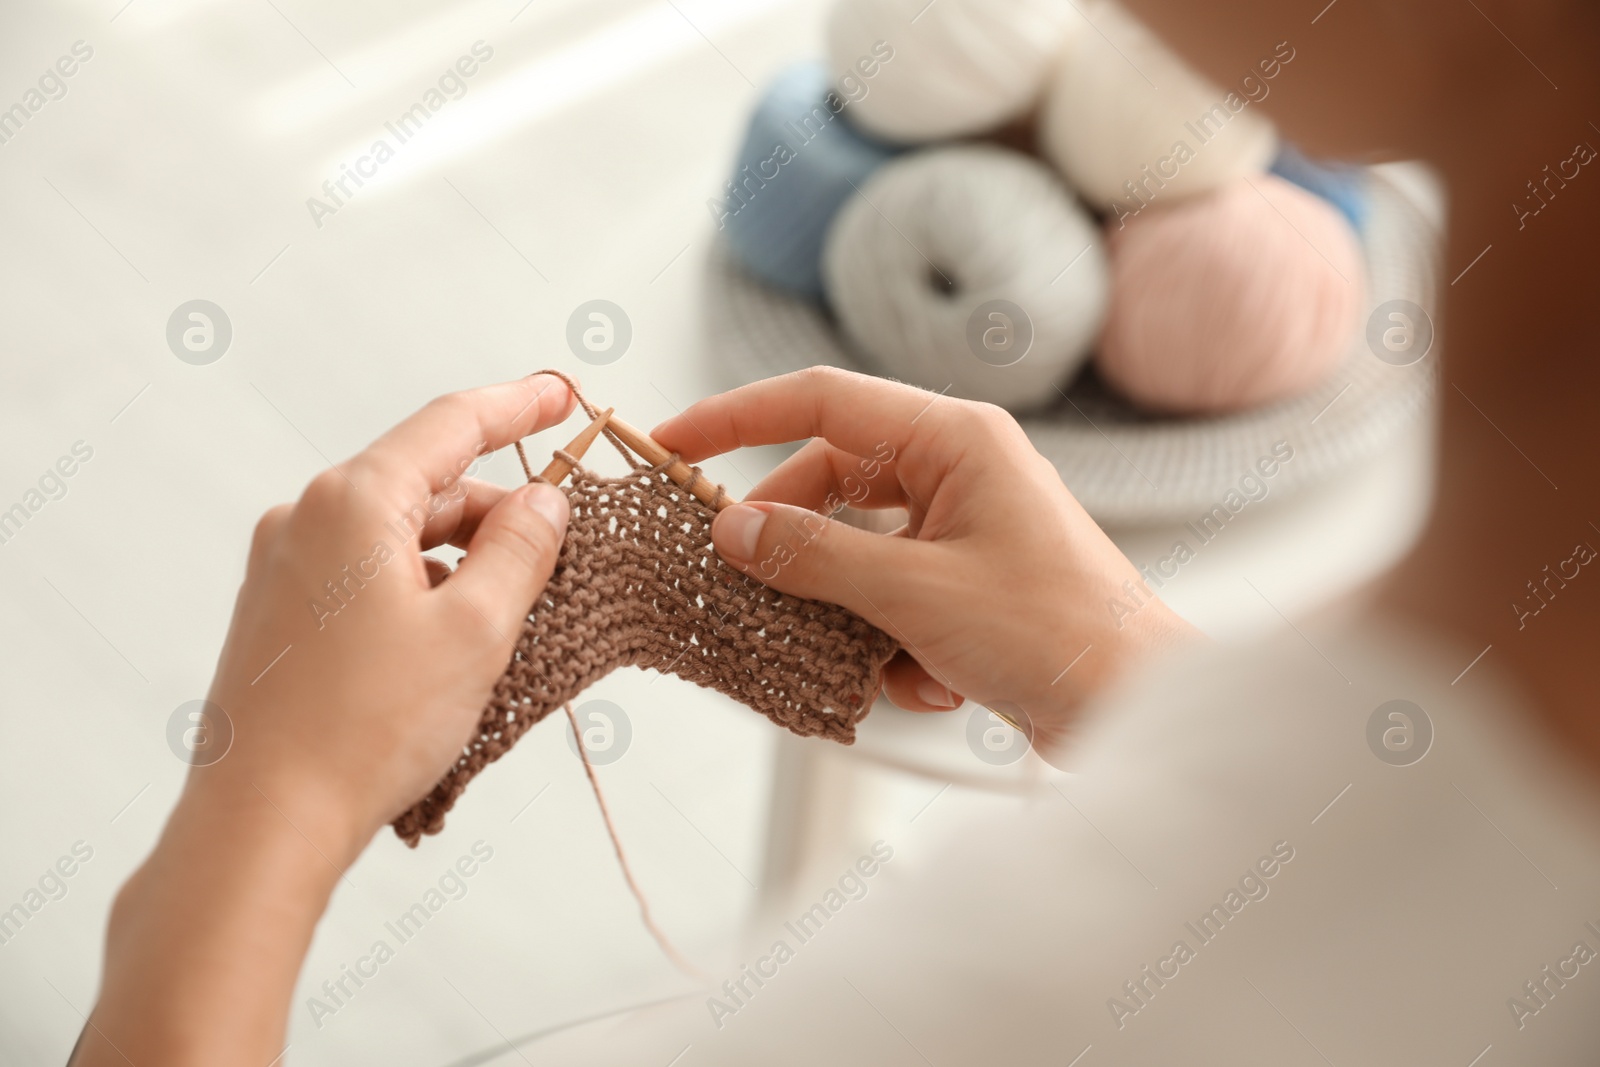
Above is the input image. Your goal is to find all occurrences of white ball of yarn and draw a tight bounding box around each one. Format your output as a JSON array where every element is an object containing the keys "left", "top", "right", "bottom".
[
  {"left": 1039, "top": 0, "right": 1277, "bottom": 211},
  {"left": 822, "top": 145, "right": 1108, "bottom": 413},
  {"left": 827, "top": 0, "right": 1080, "bottom": 143}
]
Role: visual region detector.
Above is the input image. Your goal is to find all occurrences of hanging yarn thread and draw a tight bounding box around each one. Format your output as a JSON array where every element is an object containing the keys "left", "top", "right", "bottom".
[
  {"left": 563, "top": 704, "right": 702, "bottom": 978},
  {"left": 822, "top": 144, "right": 1108, "bottom": 413}
]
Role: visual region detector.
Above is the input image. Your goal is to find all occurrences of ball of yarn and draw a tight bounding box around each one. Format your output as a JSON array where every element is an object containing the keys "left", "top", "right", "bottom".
[
  {"left": 720, "top": 62, "right": 900, "bottom": 297},
  {"left": 826, "top": 0, "right": 1080, "bottom": 143},
  {"left": 1096, "top": 174, "right": 1365, "bottom": 415},
  {"left": 1038, "top": 0, "right": 1277, "bottom": 213},
  {"left": 1271, "top": 142, "right": 1369, "bottom": 232},
  {"left": 822, "top": 145, "right": 1108, "bottom": 413}
]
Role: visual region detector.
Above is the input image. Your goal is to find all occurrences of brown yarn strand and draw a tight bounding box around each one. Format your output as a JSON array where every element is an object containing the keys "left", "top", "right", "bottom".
[
  {"left": 393, "top": 371, "right": 898, "bottom": 846},
  {"left": 563, "top": 703, "right": 704, "bottom": 979}
]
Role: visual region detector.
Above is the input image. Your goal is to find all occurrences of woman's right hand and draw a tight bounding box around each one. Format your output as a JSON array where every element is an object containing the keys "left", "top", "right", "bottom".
[{"left": 652, "top": 367, "right": 1195, "bottom": 751}]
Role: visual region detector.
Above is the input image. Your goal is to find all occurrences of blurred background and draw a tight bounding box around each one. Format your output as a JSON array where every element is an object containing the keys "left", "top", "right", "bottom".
[{"left": 0, "top": 0, "right": 1438, "bottom": 1062}]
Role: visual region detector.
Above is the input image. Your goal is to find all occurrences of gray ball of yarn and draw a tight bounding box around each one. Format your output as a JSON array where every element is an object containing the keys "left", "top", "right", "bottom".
[{"left": 821, "top": 144, "right": 1109, "bottom": 413}]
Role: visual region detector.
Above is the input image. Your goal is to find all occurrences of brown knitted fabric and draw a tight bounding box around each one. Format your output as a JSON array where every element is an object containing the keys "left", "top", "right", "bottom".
[{"left": 393, "top": 456, "right": 899, "bottom": 846}]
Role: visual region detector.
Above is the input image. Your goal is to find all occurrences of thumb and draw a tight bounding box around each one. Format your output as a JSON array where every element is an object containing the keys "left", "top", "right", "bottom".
[
  {"left": 712, "top": 501, "right": 923, "bottom": 630},
  {"left": 447, "top": 482, "right": 569, "bottom": 638}
]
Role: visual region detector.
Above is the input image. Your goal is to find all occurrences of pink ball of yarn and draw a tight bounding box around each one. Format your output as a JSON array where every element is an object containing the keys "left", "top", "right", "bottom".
[{"left": 1096, "top": 174, "right": 1365, "bottom": 415}]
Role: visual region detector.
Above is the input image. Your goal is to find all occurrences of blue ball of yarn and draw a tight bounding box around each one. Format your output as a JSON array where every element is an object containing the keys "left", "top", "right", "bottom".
[
  {"left": 1270, "top": 143, "right": 1368, "bottom": 231},
  {"left": 718, "top": 62, "right": 900, "bottom": 298}
]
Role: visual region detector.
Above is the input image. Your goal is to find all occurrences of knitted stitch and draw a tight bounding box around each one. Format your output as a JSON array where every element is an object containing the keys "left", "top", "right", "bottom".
[{"left": 393, "top": 452, "right": 899, "bottom": 846}]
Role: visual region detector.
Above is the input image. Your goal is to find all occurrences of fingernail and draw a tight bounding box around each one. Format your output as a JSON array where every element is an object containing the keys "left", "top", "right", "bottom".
[
  {"left": 716, "top": 504, "right": 767, "bottom": 564},
  {"left": 529, "top": 372, "right": 574, "bottom": 399},
  {"left": 525, "top": 483, "right": 569, "bottom": 535},
  {"left": 916, "top": 679, "right": 959, "bottom": 709}
]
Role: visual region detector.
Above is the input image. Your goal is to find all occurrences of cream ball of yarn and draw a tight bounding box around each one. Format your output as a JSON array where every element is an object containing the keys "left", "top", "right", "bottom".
[
  {"left": 827, "top": 0, "right": 1081, "bottom": 143},
  {"left": 1096, "top": 174, "right": 1366, "bottom": 415},
  {"left": 1039, "top": 0, "right": 1277, "bottom": 212},
  {"left": 822, "top": 144, "right": 1108, "bottom": 413}
]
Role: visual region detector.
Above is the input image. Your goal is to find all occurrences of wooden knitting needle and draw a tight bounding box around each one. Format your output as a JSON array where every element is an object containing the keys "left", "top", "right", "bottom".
[
  {"left": 538, "top": 407, "right": 613, "bottom": 485},
  {"left": 984, "top": 704, "right": 1027, "bottom": 733},
  {"left": 605, "top": 413, "right": 733, "bottom": 511}
]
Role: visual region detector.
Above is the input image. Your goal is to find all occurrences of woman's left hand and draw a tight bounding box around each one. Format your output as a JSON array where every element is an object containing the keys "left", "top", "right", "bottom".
[
  {"left": 77, "top": 374, "right": 577, "bottom": 1067},
  {"left": 196, "top": 372, "right": 576, "bottom": 859}
]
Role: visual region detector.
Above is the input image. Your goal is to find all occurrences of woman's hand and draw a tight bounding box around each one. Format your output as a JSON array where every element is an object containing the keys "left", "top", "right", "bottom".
[
  {"left": 202, "top": 372, "right": 577, "bottom": 856},
  {"left": 653, "top": 367, "right": 1195, "bottom": 751},
  {"left": 77, "top": 374, "right": 576, "bottom": 1066}
]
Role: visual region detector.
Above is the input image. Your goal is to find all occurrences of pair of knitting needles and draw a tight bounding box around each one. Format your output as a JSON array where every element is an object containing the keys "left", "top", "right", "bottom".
[{"left": 536, "top": 406, "right": 732, "bottom": 512}]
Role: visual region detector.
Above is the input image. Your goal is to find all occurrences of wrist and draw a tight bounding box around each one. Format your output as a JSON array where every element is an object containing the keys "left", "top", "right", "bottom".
[
  {"left": 113, "top": 774, "right": 350, "bottom": 964},
  {"left": 1034, "top": 578, "right": 1196, "bottom": 713},
  {"left": 182, "top": 755, "right": 378, "bottom": 872},
  {"left": 90, "top": 778, "right": 352, "bottom": 1064}
]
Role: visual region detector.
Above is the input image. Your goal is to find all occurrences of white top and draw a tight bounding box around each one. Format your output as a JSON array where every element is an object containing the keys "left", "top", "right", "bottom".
[{"left": 512, "top": 621, "right": 1600, "bottom": 1065}]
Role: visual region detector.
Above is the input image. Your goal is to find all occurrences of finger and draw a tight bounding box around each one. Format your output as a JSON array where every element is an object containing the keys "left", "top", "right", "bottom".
[
  {"left": 881, "top": 651, "right": 964, "bottom": 711},
  {"left": 747, "top": 438, "right": 909, "bottom": 512},
  {"left": 359, "top": 374, "right": 577, "bottom": 500},
  {"left": 445, "top": 482, "right": 570, "bottom": 640},
  {"left": 711, "top": 499, "right": 934, "bottom": 633},
  {"left": 415, "top": 477, "right": 512, "bottom": 551},
  {"left": 651, "top": 366, "right": 959, "bottom": 469},
  {"left": 247, "top": 504, "right": 292, "bottom": 577}
]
